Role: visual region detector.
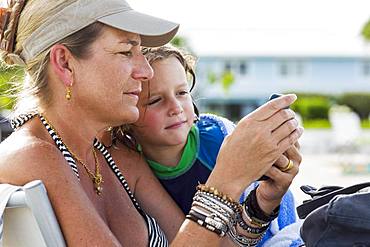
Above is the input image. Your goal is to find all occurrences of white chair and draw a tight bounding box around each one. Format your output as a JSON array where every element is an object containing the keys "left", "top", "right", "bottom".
[
  {"left": 329, "top": 110, "right": 361, "bottom": 150},
  {"left": 1, "top": 180, "right": 66, "bottom": 247}
]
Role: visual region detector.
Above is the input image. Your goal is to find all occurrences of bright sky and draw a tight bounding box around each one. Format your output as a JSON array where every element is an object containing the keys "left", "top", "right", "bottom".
[{"left": 131, "top": 0, "right": 370, "bottom": 56}]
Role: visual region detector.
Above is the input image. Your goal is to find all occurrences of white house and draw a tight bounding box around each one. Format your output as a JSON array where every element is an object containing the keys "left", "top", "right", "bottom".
[{"left": 189, "top": 29, "right": 370, "bottom": 119}]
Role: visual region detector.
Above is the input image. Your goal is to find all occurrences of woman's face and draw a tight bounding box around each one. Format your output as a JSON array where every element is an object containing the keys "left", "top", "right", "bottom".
[
  {"left": 131, "top": 56, "right": 195, "bottom": 149},
  {"left": 72, "top": 26, "right": 153, "bottom": 127}
]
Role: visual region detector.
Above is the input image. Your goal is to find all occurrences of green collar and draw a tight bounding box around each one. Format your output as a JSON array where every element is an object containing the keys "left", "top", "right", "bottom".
[{"left": 145, "top": 125, "right": 198, "bottom": 179}]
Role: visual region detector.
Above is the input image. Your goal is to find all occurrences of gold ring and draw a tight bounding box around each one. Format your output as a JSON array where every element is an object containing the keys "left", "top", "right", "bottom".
[{"left": 280, "top": 159, "right": 294, "bottom": 172}]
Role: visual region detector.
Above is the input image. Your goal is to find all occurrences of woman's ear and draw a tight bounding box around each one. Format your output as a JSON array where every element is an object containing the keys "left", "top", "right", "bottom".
[{"left": 49, "top": 44, "right": 74, "bottom": 86}]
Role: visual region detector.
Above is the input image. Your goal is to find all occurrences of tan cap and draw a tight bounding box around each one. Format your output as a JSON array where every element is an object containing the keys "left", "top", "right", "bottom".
[{"left": 20, "top": 0, "right": 179, "bottom": 62}]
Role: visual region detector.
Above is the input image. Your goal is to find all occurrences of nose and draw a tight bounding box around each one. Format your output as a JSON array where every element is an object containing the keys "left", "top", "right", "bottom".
[
  {"left": 132, "top": 53, "right": 154, "bottom": 81},
  {"left": 168, "top": 98, "right": 184, "bottom": 117}
]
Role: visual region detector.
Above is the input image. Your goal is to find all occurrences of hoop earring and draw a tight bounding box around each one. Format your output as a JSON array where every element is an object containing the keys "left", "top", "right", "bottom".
[{"left": 65, "top": 86, "right": 72, "bottom": 100}]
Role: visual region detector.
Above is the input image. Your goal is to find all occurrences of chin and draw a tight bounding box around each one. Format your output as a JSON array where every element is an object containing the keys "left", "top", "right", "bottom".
[
  {"left": 116, "top": 108, "right": 139, "bottom": 125},
  {"left": 168, "top": 135, "right": 188, "bottom": 146}
]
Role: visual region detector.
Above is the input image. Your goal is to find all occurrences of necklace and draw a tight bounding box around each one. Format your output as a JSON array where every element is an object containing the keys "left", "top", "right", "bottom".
[
  {"left": 40, "top": 114, "right": 104, "bottom": 195},
  {"left": 69, "top": 147, "right": 104, "bottom": 195}
]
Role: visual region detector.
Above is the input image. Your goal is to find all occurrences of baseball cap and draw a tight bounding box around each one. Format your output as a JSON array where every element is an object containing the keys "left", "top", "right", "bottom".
[
  {"left": 300, "top": 191, "right": 370, "bottom": 246},
  {"left": 21, "top": 0, "right": 179, "bottom": 62}
]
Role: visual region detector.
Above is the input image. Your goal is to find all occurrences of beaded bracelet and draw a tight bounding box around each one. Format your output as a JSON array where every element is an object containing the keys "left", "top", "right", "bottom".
[
  {"left": 186, "top": 184, "right": 240, "bottom": 237},
  {"left": 227, "top": 223, "right": 265, "bottom": 247},
  {"left": 186, "top": 209, "right": 228, "bottom": 237},
  {"left": 196, "top": 184, "right": 240, "bottom": 210},
  {"left": 235, "top": 212, "right": 270, "bottom": 235},
  {"left": 194, "top": 192, "right": 236, "bottom": 216},
  {"left": 243, "top": 187, "right": 279, "bottom": 227}
]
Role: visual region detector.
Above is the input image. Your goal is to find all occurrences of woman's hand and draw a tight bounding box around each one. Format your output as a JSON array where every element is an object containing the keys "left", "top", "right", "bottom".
[
  {"left": 206, "top": 94, "right": 304, "bottom": 201},
  {"left": 257, "top": 143, "right": 302, "bottom": 214}
]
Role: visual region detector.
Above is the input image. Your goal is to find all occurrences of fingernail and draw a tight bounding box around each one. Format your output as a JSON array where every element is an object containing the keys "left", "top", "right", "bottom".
[{"left": 287, "top": 94, "right": 297, "bottom": 101}]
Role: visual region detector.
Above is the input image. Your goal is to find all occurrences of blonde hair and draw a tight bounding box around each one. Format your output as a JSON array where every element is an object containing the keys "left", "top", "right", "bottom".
[
  {"left": 0, "top": 0, "right": 104, "bottom": 117},
  {"left": 142, "top": 44, "right": 196, "bottom": 90}
]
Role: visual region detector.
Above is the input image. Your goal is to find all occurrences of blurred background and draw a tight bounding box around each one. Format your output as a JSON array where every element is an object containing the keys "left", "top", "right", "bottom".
[{"left": 2, "top": 0, "right": 370, "bottom": 203}]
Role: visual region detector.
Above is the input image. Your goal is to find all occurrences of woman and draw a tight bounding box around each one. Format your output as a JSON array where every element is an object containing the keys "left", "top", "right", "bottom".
[{"left": 0, "top": 0, "right": 303, "bottom": 246}]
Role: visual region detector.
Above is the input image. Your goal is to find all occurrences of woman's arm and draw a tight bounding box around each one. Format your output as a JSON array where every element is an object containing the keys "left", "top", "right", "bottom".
[{"left": 172, "top": 94, "right": 303, "bottom": 246}]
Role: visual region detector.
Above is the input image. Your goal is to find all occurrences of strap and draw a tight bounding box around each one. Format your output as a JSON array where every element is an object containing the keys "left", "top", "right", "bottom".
[
  {"left": 297, "top": 182, "right": 370, "bottom": 219},
  {"left": 39, "top": 115, "right": 80, "bottom": 178},
  {"left": 93, "top": 139, "right": 142, "bottom": 211}
]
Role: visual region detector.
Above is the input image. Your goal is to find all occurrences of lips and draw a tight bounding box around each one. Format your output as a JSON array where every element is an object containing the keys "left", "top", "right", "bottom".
[
  {"left": 165, "top": 120, "right": 187, "bottom": 129},
  {"left": 123, "top": 88, "right": 141, "bottom": 100}
]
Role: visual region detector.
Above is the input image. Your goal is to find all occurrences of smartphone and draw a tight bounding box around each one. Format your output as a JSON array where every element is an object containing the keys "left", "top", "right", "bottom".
[{"left": 258, "top": 93, "right": 286, "bottom": 181}]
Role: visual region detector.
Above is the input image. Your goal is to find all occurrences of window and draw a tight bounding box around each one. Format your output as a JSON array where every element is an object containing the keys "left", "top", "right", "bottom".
[
  {"left": 296, "top": 61, "right": 304, "bottom": 75},
  {"left": 239, "top": 62, "right": 248, "bottom": 75},
  {"left": 280, "top": 62, "right": 288, "bottom": 76},
  {"left": 279, "top": 60, "right": 304, "bottom": 77},
  {"left": 363, "top": 61, "right": 370, "bottom": 76},
  {"left": 224, "top": 62, "right": 232, "bottom": 71}
]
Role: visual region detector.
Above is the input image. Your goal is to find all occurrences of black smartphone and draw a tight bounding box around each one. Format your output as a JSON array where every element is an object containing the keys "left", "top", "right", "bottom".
[{"left": 258, "top": 93, "right": 286, "bottom": 181}]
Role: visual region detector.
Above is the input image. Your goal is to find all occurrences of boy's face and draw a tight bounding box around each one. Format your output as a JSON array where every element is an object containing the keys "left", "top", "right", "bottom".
[{"left": 131, "top": 56, "right": 195, "bottom": 149}]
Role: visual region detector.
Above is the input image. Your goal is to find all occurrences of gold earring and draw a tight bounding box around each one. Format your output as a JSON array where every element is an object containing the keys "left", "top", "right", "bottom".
[{"left": 65, "top": 86, "right": 72, "bottom": 100}]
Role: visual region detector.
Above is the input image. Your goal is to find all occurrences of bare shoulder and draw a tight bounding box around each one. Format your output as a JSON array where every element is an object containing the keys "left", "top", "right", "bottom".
[
  {"left": 108, "top": 143, "right": 152, "bottom": 189},
  {"left": 0, "top": 131, "right": 121, "bottom": 245},
  {"left": 0, "top": 130, "right": 72, "bottom": 185}
]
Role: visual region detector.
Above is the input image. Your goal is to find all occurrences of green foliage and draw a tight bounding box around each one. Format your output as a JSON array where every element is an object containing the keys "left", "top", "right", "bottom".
[
  {"left": 207, "top": 71, "right": 217, "bottom": 84},
  {"left": 361, "top": 120, "right": 370, "bottom": 129},
  {"left": 206, "top": 70, "right": 235, "bottom": 93},
  {"left": 362, "top": 19, "right": 370, "bottom": 41},
  {"left": 221, "top": 70, "right": 234, "bottom": 92},
  {"left": 337, "top": 93, "right": 370, "bottom": 119},
  {"left": 290, "top": 94, "right": 331, "bottom": 120},
  {"left": 170, "top": 35, "right": 194, "bottom": 53},
  {"left": 0, "top": 66, "right": 24, "bottom": 110},
  {"left": 170, "top": 36, "right": 187, "bottom": 48},
  {"left": 302, "top": 119, "right": 331, "bottom": 129}
]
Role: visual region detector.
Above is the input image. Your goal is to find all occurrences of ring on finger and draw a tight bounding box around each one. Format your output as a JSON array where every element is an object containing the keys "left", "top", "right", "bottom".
[{"left": 280, "top": 159, "right": 294, "bottom": 172}]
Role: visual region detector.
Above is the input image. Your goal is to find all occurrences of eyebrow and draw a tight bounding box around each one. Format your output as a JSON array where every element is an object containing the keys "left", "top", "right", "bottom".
[
  {"left": 119, "top": 39, "right": 140, "bottom": 46},
  {"left": 148, "top": 82, "right": 189, "bottom": 97}
]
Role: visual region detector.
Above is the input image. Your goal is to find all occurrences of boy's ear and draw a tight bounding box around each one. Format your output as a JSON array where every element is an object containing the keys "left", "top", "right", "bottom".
[{"left": 49, "top": 44, "right": 75, "bottom": 86}]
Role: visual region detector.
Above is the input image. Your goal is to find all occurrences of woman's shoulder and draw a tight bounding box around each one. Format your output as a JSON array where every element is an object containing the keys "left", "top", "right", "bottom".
[
  {"left": 107, "top": 142, "right": 148, "bottom": 189},
  {"left": 0, "top": 130, "right": 68, "bottom": 184}
]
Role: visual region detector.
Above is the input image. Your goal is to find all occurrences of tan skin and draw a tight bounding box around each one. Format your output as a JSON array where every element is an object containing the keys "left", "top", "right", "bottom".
[{"left": 0, "top": 25, "right": 303, "bottom": 246}]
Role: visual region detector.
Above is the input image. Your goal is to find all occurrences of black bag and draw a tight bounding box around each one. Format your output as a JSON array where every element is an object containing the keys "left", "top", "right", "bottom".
[{"left": 297, "top": 182, "right": 370, "bottom": 247}]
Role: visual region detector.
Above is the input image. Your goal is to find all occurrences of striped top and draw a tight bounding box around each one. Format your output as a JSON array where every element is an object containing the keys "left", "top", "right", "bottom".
[{"left": 12, "top": 113, "right": 168, "bottom": 247}]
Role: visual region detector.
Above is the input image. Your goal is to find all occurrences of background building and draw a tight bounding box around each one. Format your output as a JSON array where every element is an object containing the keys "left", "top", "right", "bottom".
[{"left": 191, "top": 30, "right": 370, "bottom": 120}]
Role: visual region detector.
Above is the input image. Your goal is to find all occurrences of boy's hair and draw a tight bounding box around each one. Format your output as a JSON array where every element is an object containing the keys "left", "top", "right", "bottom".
[
  {"left": 111, "top": 45, "right": 199, "bottom": 150},
  {"left": 142, "top": 45, "right": 199, "bottom": 116}
]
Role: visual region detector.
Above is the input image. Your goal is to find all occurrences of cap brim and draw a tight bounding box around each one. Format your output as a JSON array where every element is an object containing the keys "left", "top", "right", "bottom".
[{"left": 98, "top": 10, "right": 179, "bottom": 47}]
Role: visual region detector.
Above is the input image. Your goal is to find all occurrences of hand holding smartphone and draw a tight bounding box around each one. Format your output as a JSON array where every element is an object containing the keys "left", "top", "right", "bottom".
[{"left": 258, "top": 93, "right": 288, "bottom": 181}]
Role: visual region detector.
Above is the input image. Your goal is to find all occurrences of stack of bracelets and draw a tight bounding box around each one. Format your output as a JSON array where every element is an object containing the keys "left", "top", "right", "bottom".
[{"left": 186, "top": 185, "right": 280, "bottom": 247}]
